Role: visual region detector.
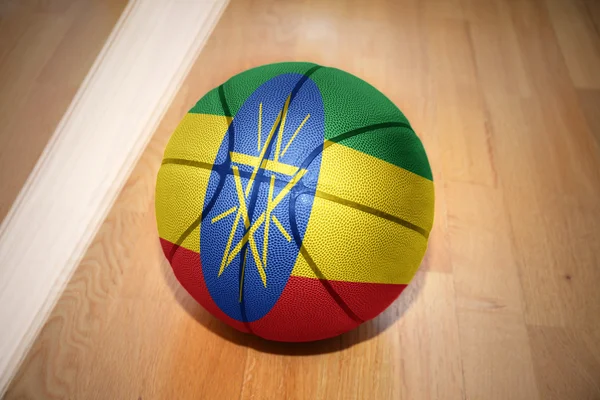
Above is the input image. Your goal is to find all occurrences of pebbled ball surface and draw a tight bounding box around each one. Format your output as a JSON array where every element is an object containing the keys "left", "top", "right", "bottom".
[{"left": 155, "top": 62, "right": 434, "bottom": 342}]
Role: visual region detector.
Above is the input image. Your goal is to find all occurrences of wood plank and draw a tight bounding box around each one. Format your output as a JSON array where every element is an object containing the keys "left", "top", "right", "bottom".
[
  {"left": 6, "top": 0, "right": 600, "bottom": 398},
  {"left": 0, "top": 0, "right": 229, "bottom": 394},
  {"left": 577, "top": 89, "right": 600, "bottom": 146},
  {"left": 503, "top": 0, "right": 600, "bottom": 329},
  {"left": 528, "top": 325, "right": 600, "bottom": 399},
  {"left": 426, "top": 18, "right": 496, "bottom": 186},
  {"left": 5, "top": 97, "right": 248, "bottom": 399},
  {"left": 422, "top": 0, "right": 465, "bottom": 21},
  {"left": 464, "top": 0, "right": 600, "bottom": 330},
  {"left": 419, "top": 182, "right": 452, "bottom": 274},
  {"left": 238, "top": 271, "right": 464, "bottom": 400},
  {"left": 464, "top": 2, "right": 600, "bottom": 398},
  {"left": 447, "top": 182, "right": 539, "bottom": 400},
  {"left": 462, "top": 0, "right": 532, "bottom": 98},
  {"left": 584, "top": 0, "right": 600, "bottom": 35},
  {"left": 0, "top": 0, "right": 129, "bottom": 222},
  {"left": 0, "top": 5, "right": 78, "bottom": 221},
  {"left": 546, "top": 0, "right": 600, "bottom": 89}
]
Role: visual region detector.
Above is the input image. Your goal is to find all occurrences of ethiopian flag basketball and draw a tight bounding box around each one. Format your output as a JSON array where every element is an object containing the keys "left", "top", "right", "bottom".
[{"left": 156, "top": 62, "right": 434, "bottom": 342}]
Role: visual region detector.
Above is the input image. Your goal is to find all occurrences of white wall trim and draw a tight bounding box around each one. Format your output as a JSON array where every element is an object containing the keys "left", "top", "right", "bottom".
[{"left": 0, "top": 0, "right": 228, "bottom": 393}]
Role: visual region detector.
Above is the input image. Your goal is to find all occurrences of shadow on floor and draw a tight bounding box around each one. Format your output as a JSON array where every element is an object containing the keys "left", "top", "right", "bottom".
[{"left": 159, "top": 241, "right": 426, "bottom": 355}]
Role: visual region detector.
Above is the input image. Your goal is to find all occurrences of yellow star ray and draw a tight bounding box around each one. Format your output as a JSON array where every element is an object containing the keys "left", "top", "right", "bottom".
[
  {"left": 212, "top": 95, "right": 311, "bottom": 297},
  {"left": 271, "top": 215, "right": 292, "bottom": 242},
  {"left": 224, "top": 168, "right": 307, "bottom": 267},
  {"left": 281, "top": 113, "right": 310, "bottom": 157},
  {"left": 211, "top": 206, "right": 237, "bottom": 224}
]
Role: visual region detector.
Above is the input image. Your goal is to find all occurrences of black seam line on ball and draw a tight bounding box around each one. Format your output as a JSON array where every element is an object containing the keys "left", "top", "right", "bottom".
[
  {"left": 218, "top": 82, "right": 254, "bottom": 331},
  {"left": 239, "top": 64, "right": 324, "bottom": 235},
  {"left": 165, "top": 64, "right": 320, "bottom": 261},
  {"left": 164, "top": 84, "right": 233, "bottom": 265},
  {"left": 297, "top": 121, "right": 414, "bottom": 173},
  {"left": 160, "top": 159, "right": 430, "bottom": 240},
  {"left": 162, "top": 91, "right": 421, "bottom": 324},
  {"left": 164, "top": 65, "right": 324, "bottom": 325},
  {"left": 314, "top": 190, "right": 429, "bottom": 239},
  {"left": 161, "top": 159, "right": 429, "bottom": 239},
  {"left": 287, "top": 121, "right": 419, "bottom": 324},
  {"left": 218, "top": 83, "right": 232, "bottom": 117},
  {"left": 167, "top": 214, "right": 202, "bottom": 263},
  {"left": 171, "top": 88, "right": 235, "bottom": 262},
  {"left": 288, "top": 191, "right": 363, "bottom": 324},
  {"left": 161, "top": 159, "right": 213, "bottom": 169},
  {"left": 237, "top": 64, "right": 323, "bottom": 321},
  {"left": 200, "top": 84, "right": 235, "bottom": 224},
  {"left": 161, "top": 119, "right": 429, "bottom": 239}
]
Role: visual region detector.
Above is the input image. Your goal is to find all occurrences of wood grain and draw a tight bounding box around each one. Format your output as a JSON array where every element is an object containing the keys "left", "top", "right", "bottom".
[
  {"left": 5, "top": 0, "right": 600, "bottom": 398},
  {"left": 0, "top": 0, "right": 128, "bottom": 223},
  {"left": 0, "top": 0, "right": 229, "bottom": 393},
  {"left": 578, "top": 89, "right": 600, "bottom": 146},
  {"left": 546, "top": 0, "right": 600, "bottom": 89}
]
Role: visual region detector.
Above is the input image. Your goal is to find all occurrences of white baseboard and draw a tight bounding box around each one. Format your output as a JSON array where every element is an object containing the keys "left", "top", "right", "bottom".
[{"left": 0, "top": 0, "right": 228, "bottom": 393}]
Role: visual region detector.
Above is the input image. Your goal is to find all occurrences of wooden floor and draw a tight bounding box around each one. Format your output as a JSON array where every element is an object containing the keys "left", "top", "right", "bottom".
[
  {"left": 6, "top": 0, "right": 600, "bottom": 398},
  {"left": 0, "top": 0, "right": 128, "bottom": 223}
]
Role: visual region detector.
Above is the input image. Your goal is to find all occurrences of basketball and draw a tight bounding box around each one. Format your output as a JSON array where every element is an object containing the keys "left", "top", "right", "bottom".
[{"left": 155, "top": 62, "right": 434, "bottom": 342}]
